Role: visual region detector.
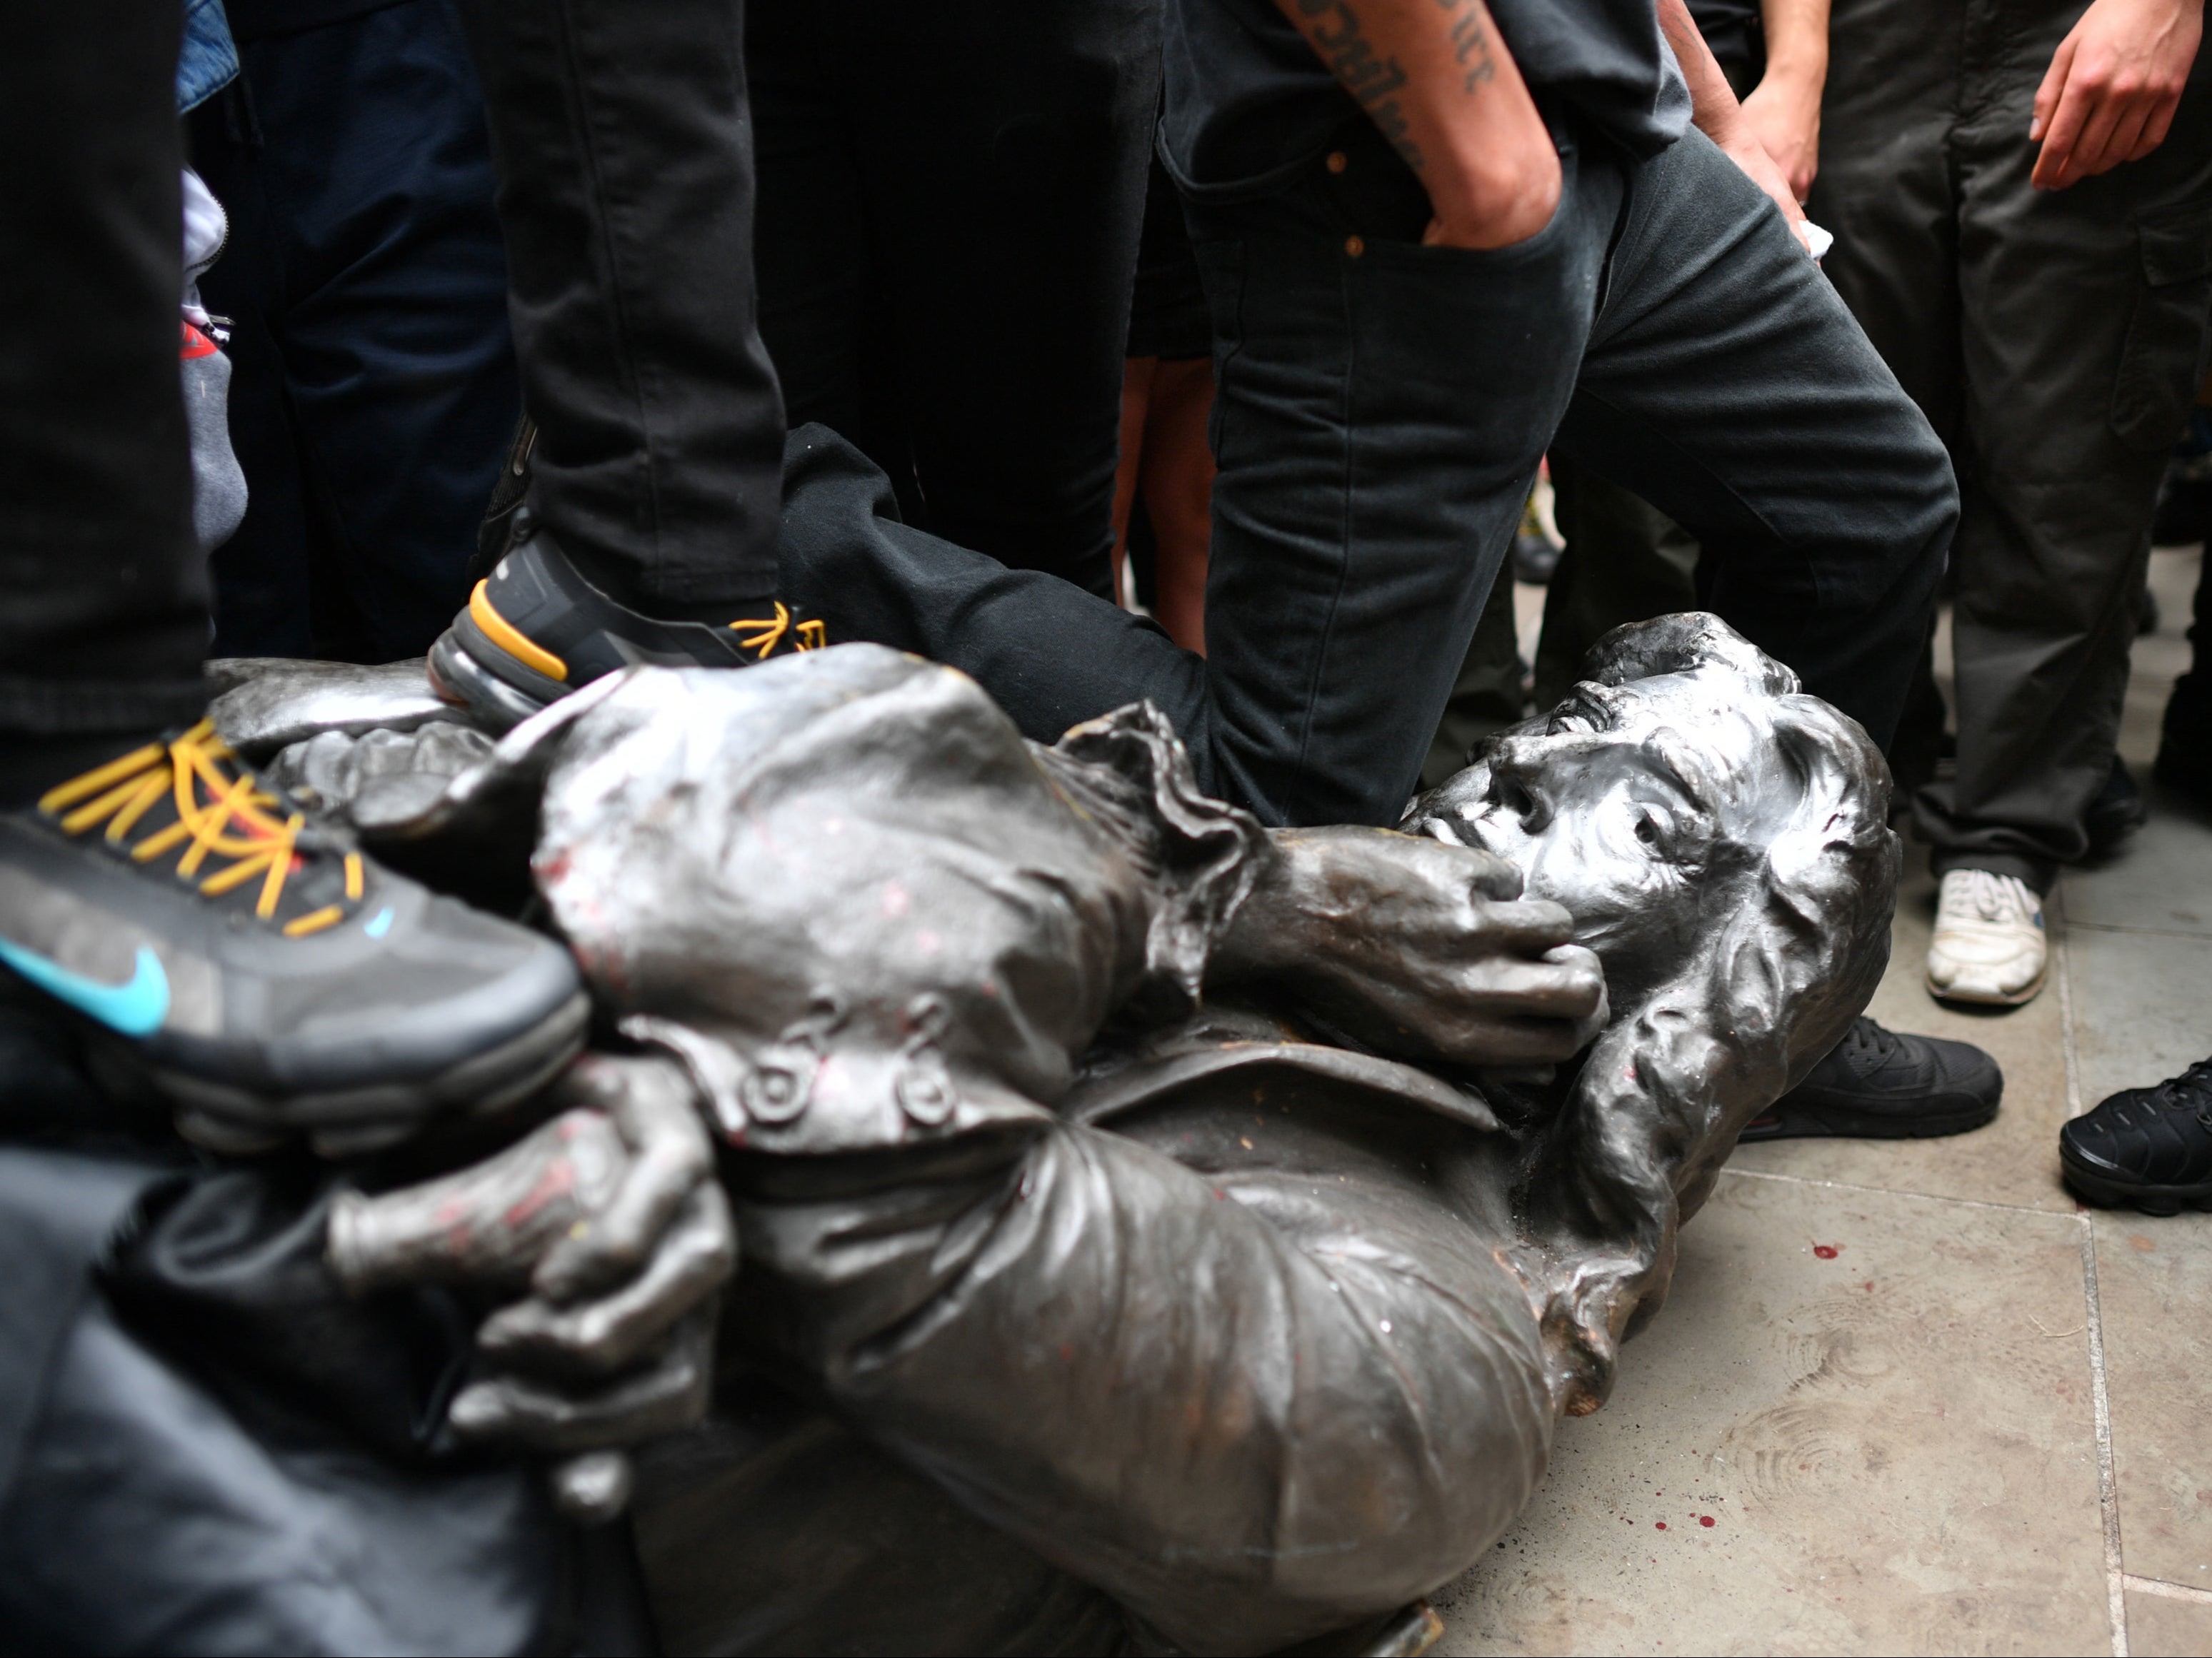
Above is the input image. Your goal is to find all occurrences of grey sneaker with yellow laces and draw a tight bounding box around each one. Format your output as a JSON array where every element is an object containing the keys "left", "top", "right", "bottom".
[{"left": 0, "top": 720, "right": 587, "bottom": 1155}]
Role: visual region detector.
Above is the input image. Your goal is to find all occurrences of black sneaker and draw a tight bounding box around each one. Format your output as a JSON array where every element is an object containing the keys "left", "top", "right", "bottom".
[
  {"left": 429, "top": 531, "right": 827, "bottom": 730},
  {"left": 2085, "top": 757, "right": 2148, "bottom": 858},
  {"left": 1738, "top": 1017, "right": 2003, "bottom": 1141},
  {"left": 2059, "top": 1058, "right": 2212, "bottom": 1215},
  {"left": 2155, "top": 675, "right": 2212, "bottom": 807},
  {"left": 0, "top": 721, "right": 588, "bottom": 1155}
]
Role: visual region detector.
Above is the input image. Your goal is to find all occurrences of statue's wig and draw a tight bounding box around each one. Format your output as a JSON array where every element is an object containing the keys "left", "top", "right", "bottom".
[{"left": 1513, "top": 615, "right": 1900, "bottom": 1413}]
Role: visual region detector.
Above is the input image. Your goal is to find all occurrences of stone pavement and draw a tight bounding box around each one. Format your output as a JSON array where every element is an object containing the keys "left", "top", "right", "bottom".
[{"left": 1433, "top": 548, "right": 2212, "bottom": 1656}]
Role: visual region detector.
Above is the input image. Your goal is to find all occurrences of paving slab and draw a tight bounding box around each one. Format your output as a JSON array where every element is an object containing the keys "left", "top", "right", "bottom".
[
  {"left": 2126, "top": 1582, "right": 2212, "bottom": 1657},
  {"left": 2066, "top": 928, "right": 2212, "bottom": 1112},
  {"left": 1730, "top": 847, "right": 2076, "bottom": 1213},
  {"left": 1432, "top": 1171, "right": 2108, "bottom": 1656},
  {"left": 2060, "top": 792, "right": 2212, "bottom": 941},
  {"left": 2092, "top": 1212, "right": 2212, "bottom": 1595}
]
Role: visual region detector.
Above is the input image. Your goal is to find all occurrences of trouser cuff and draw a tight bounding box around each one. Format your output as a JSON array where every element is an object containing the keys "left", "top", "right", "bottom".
[
  {"left": 0, "top": 675, "right": 211, "bottom": 738},
  {"left": 1927, "top": 848, "right": 2055, "bottom": 898}
]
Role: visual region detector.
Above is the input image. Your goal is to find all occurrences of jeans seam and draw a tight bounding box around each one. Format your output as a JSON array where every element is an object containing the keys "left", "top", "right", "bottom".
[{"left": 1293, "top": 251, "right": 1361, "bottom": 787}]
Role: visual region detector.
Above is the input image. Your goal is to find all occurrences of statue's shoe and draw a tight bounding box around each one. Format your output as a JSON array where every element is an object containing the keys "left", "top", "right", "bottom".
[
  {"left": 2061, "top": 1057, "right": 2212, "bottom": 1215},
  {"left": 0, "top": 722, "right": 586, "bottom": 1155},
  {"left": 429, "top": 529, "right": 827, "bottom": 731},
  {"left": 1926, "top": 868, "right": 2047, "bottom": 1006},
  {"left": 1738, "top": 1016, "right": 2001, "bottom": 1142}
]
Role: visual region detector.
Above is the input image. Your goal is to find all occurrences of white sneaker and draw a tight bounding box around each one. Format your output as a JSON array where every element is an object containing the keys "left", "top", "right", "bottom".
[{"left": 1926, "top": 869, "right": 2048, "bottom": 1006}]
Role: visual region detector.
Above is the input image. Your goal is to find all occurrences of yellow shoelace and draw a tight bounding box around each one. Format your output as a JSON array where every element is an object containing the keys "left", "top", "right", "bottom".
[
  {"left": 37, "top": 718, "right": 362, "bottom": 938},
  {"left": 730, "top": 602, "right": 827, "bottom": 659}
]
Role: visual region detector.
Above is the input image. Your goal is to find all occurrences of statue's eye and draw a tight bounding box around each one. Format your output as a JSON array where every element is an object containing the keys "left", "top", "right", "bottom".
[{"left": 1634, "top": 812, "right": 1661, "bottom": 847}]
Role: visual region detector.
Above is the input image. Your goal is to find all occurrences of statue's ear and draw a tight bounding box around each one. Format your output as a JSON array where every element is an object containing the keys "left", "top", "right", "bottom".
[{"left": 1583, "top": 612, "right": 1798, "bottom": 696}]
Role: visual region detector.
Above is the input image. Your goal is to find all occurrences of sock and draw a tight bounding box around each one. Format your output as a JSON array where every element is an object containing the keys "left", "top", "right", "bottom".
[{"left": 0, "top": 729, "right": 173, "bottom": 811}]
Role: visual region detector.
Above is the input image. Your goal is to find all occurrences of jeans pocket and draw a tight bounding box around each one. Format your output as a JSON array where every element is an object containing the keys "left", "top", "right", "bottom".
[{"left": 2109, "top": 201, "right": 2212, "bottom": 452}]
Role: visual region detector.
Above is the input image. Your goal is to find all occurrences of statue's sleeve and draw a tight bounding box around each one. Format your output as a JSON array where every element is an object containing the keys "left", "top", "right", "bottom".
[
  {"left": 725, "top": 1109, "right": 1551, "bottom": 1654},
  {"left": 1030, "top": 702, "right": 1271, "bottom": 1023}
]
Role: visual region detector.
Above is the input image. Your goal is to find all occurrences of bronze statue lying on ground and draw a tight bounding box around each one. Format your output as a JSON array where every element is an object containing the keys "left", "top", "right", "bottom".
[{"left": 230, "top": 613, "right": 1893, "bottom": 1654}]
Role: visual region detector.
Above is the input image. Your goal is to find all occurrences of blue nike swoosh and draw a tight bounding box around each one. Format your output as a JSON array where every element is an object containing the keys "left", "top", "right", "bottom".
[{"left": 0, "top": 937, "right": 170, "bottom": 1036}]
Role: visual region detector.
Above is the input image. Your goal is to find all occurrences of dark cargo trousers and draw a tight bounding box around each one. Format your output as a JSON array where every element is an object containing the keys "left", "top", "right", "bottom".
[{"left": 1810, "top": 0, "right": 2212, "bottom": 890}]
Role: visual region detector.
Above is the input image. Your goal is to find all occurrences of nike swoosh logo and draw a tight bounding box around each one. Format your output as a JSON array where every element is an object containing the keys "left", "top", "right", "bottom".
[{"left": 0, "top": 937, "right": 170, "bottom": 1036}]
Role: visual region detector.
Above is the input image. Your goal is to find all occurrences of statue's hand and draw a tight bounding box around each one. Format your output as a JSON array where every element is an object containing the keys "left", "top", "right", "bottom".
[
  {"left": 328, "top": 1052, "right": 734, "bottom": 1521},
  {"left": 1216, "top": 826, "right": 1608, "bottom": 1068}
]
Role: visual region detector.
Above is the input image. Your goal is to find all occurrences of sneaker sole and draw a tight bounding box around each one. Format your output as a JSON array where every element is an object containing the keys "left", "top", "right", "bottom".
[
  {"left": 1738, "top": 1095, "right": 2001, "bottom": 1142},
  {"left": 1925, "top": 958, "right": 2048, "bottom": 1008},
  {"left": 430, "top": 618, "right": 564, "bottom": 733},
  {"left": 2058, "top": 1147, "right": 2212, "bottom": 1217},
  {"left": 88, "top": 986, "right": 591, "bottom": 1157}
]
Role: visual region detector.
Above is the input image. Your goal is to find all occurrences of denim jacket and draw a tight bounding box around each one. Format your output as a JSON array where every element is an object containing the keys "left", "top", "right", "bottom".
[{"left": 177, "top": 0, "right": 239, "bottom": 114}]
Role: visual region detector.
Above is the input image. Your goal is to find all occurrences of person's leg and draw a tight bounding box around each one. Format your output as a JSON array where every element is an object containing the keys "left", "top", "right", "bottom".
[
  {"left": 1914, "top": 30, "right": 2212, "bottom": 893},
  {"left": 453, "top": 0, "right": 784, "bottom": 613},
  {"left": 2156, "top": 545, "right": 2211, "bottom": 802},
  {"left": 794, "top": 117, "right": 1617, "bottom": 825},
  {"left": 0, "top": 0, "right": 203, "bottom": 768},
  {"left": 839, "top": 0, "right": 1160, "bottom": 599},
  {"left": 1530, "top": 455, "right": 1701, "bottom": 711},
  {"left": 187, "top": 92, "right": 324, "bottom": 660},
  {"left": 0, "top": 0, "right": 584, "bottom": 1147},
  {"left": 747, "top": 0, "right": 873, "bottom": 446},
  {"left": 1186, "top": 119, "right": 1618, "bottom": 825},
  {"left": 1419, "top": 571, "right": 1523, "bottom": 790},
  {"left": 1549, "top": 126, "right": 1956, "bottom": 754},
  {"left": 201, "top": 0, "right": 521, "bottom": 662},
  {"left": 1135, "top": 356, "right": 1215, "bottom": 653},
  {"left": 1110, "top": 356, "right": 1158, "bottom": 613}
]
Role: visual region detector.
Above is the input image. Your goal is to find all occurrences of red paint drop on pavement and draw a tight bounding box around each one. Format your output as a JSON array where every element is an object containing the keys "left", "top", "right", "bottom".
[
  {"left": 1655, "top": 1522, "right": 1667, "bottom": 1530},
  {"left": 1813, "top": 1244, "right": 1839, "bottom": 1259},
  {"left": 1700, "top": 1515, "right": 1716, "bottom": 1527}
]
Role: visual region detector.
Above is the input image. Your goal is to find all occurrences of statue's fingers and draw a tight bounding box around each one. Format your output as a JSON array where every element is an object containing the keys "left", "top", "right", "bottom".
[
  {"left": 448, "top": 1314, "right": 714, "bottom": 1452},
  {"left": 1464, "top": 957, "right": 1606, "bottom": 1021},
  {"left": 1459, "top": 1015, "right": 1590, "bottom": 1065},
  {"left": 489, "top": 1186, "right": 734, "bottom": 1374},
  {"left": 534, "top": 1058, "right": 711, "bottom": 1303},
  {"left": 1468, "top": 898, "right": 1577, "bottom": 955}
]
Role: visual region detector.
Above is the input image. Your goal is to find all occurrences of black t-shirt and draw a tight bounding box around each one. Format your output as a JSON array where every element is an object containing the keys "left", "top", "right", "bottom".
[{"left": 1161, "top": 0, "right": 1692, "bottom": 199}]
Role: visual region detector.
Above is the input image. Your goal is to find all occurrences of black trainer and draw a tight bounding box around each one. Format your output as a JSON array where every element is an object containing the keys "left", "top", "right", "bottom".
[
  {"left": 1738, "top": 1016, "right": 2003, "bottom": 1142},
  {"left": 2059, "top": 1058, "right": 2212, "bottom": 1215},
  {"left": 429, "top": 530, "right": 827, "bottom": 730},
  {"left": 0, "top": 721, "right": 588, "bottom": 1155}
]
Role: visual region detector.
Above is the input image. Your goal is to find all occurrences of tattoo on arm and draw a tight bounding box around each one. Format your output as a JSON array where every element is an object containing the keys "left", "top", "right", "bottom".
[
  {"left": 1295, "top": 0, "right": 1425, "bottom": 167},
  {"left": 1437, "top": 0, "right": 1498, "bottom": 91},
  {"left": 1289, "top": 0, "right": 1507, "bottom": 174}
]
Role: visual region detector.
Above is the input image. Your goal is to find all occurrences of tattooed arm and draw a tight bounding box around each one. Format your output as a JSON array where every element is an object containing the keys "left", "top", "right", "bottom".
[
  {"left": 1656, "top": 0, "right": 1812, "bottom": 244},
  {"left": 1272, "top": 0, "right": 1561, "bottom": 248}
]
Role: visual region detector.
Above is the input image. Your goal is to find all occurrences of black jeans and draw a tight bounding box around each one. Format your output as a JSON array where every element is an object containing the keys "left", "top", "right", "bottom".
[
  {"left": 192, "top": 0, "right": 520, "bottom": 662},
  {"left": 453, "top": 0, "right": 784, "bottom": 611},
  {"left": 746, "top": 0, "right": 1158, "bottom": 601},
  {"left": 0, "top": 0, "right": 206, "bottom": 740},
  {"left": 787, "top": 114, "right": 1957, "bottom": 828},
  {"left": 1813, "top": 0, "right": 2212, "bottom": 891}
]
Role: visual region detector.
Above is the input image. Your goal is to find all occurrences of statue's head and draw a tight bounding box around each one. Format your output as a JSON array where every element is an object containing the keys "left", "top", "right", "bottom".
[
  {"left": 1404, "top": 612, "right": 1895, "bottom": 1037},
  {"left": 1406, "top": 614, "right": 1901, "bottom": 1413}
]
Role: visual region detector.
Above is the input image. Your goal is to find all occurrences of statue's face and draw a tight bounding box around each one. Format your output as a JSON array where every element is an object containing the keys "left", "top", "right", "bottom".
[{"left": 1405, "top": 673, "right": 1779, "bottom": 1000}]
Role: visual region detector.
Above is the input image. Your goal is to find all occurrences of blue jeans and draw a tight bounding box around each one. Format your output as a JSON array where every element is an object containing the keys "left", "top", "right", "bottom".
[
  {"left": 190, "top": 0, "right": 517, "bottom": 660},
  {"left": 784, "top": 114, "right": 1958, "bottom": 827}
]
